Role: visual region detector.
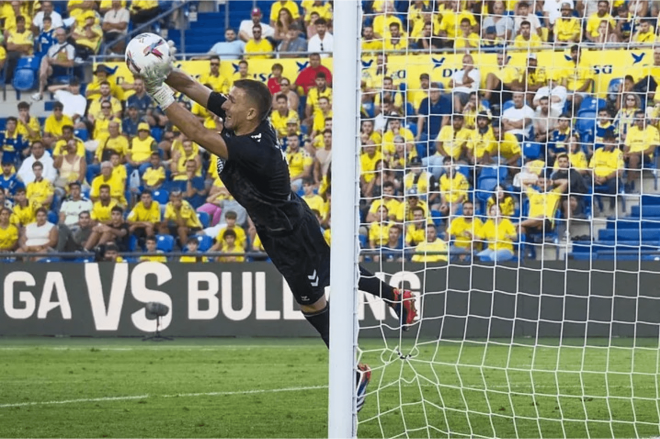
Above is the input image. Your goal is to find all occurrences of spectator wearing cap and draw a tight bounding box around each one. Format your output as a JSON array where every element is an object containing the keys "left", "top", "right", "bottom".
[
  {"left": 32, "top": 1, "right": 64, "bottom": 31},
  {"left": 244, "top": 24, "right": 274, "bottom": 59},
  {"left": 18, "top": 141, "right": 56, "bottom": 185},
  {"left": 277, "top": 22, "right": 308, "bottom": 56},
  {"left": 482, "top": 26, "right": 503, "bottom": 47},
  {"left": 307, "top": 18, "right": 333, "bottom": 57},
  {"left": 239, "top": 7, "right": 275, "bottom": 42},
  {"left": 47, "top": 78, "right": 87, "bottom": 127},
  {"left": 0, "top": 117, "right": 29, "bottom": 164},
  {"left": 395, "top": 189, "right": 429, "bottom": 223},
  {"left": 295, "top": 53, "right": 333, "bottom": 96},
  {"left": 31, "top": 27, "right": 74, "bottom": 102},
  {"left": 58, "top": 181, "right": 93, "bottom": 227},
  {"left": 209, "top": 28, "right": 245, "bottom": 60},
  {"left": 126, "top": 123, "right": 157, "bottom": 176},
  {"left": 6, "top": 16, "right": 34, "bottom": 85},
  {"left": 416, "top": 82, "right": 451, "bottom": 156},
  {"left": 553, "top": 2, "right": 581, "bottom": 45},
  {"left": 86, "top": 65, "right": 117, "bottom": 98},
  {"left": 102, "top": 0, "right": 129, "bottom": 54}
]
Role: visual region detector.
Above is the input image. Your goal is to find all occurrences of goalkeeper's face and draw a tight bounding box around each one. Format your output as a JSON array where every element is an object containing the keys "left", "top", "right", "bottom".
[{"left": 222, "top": 88, "right": 252, "bottom": 130}]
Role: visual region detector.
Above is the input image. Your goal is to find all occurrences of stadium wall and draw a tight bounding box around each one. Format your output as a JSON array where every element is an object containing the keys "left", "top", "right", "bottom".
[
  {"left": 1, "top": 262, "right": 658, "bottom": 338},
  {"left": 102, "top": 48, "right": 656, "bottom": 100}
]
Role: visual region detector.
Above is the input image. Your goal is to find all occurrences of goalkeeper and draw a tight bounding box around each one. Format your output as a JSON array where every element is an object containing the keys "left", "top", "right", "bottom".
[{"left": 141, "top": 60, "right": 417, "bottom": 408}]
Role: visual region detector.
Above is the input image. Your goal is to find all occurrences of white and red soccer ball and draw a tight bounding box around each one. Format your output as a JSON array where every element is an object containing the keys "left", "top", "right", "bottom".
[{"left": 125, "top": 33, "right": 171, "bottom": 75}]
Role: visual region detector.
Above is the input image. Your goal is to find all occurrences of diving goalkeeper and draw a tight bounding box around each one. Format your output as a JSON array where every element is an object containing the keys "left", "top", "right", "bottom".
[{"left": 140, "top": 61, "right": 417, "bottom": 411}]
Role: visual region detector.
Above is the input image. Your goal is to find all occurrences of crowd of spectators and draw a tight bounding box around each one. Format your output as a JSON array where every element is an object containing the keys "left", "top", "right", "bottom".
[{"left": 3, "top": 0, "right": 660, "bottom": 264}]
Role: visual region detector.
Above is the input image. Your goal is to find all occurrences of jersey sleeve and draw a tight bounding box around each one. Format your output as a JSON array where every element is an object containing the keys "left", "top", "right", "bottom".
[{"left": 207, "top": 92, "right": 227, "bottom": 120}]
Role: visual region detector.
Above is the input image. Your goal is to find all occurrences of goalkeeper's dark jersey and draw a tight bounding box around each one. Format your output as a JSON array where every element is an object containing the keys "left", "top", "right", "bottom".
[{"left": 207, "top": 92, "right": 307, "bottom": 234}]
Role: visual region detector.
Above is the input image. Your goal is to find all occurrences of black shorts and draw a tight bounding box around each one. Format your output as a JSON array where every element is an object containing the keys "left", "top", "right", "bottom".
[
  {"left": 257, "top": 212, "right": 330, "bottom": 306},
  {"left": 528, "top": 219, "right": 554, "bottom": 234}
]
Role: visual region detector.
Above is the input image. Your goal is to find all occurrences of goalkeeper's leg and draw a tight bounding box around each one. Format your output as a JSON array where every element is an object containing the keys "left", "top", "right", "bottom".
[{"left": 358, "top": 265, "right": 418, "bottom": 331}]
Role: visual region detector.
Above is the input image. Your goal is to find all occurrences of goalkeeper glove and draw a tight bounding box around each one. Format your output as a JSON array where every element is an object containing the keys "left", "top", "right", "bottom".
[{"left": 142, "top": 64, "right": 175, "bottom": 110}]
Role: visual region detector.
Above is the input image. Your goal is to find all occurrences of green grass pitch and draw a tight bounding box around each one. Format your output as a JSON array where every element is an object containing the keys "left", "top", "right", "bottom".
[{"left": 0, "top": 337, "right": 658, "bottom": 438}]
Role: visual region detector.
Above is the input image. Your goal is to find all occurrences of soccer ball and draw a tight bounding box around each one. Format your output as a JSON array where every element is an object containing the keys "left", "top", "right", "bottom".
[{"left": 125, "top": 33, "right": 171, "bottom": 75}]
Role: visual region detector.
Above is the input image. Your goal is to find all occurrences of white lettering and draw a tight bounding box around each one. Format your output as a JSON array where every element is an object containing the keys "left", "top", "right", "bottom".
[
  {"left": 282, "top": 278, "right": 305, "bottom": 320},
  {"left": 37, "top": 272, "right": 71, "bottom": 319},
  {"left": 130, "top": 262, "right": 173, "bottom": 332},
  {"left": 188, "top": 272, "right": 219, "bottom": 320},
  {"left": 221, "top": 272, "right": 252, "bottom": 321},
  {"left": 4, "top": 271, "right": 36, "bottom": 319},
  {"left": 388, "top": 271, "right": 422, "bottom": 319},
  {"left": 358, "top": 291, "right": 386, "bottom": 321},
  {"left": 85, "top": 263, "right": 129, "bottom": 331},
  {"left": 255, "top": 272, "right": 280, "bottom": 320}
]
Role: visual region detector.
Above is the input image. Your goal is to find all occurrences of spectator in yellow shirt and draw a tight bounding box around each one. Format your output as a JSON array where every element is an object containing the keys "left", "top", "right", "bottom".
[
  {"left": 435, "top": 113, "right": 473, "bottom": 161},
  {"left": 91, "top": 161, "right": 126, "bottom": 206},
  {"left": 302, "top": 178, "right": 324, "bottom": 212},
  {"left": 477, "top": 204, "right": 517, "bottom": 263},
  {"left": 590, "top": 132, "right": 624, "bottom": 195},
  {"left": 361, "top": 24, "right": 383, "bottom": 53},
  {"left": 411, "top": 225, "right": 448, "bottom": 263},
  {"left": 447, "top": 200, "right": 483, "bottom": 260},
  {"left": 438, "top": 157, "right": 470, "bottom": 216},
  {"left": 286, "top": 135, "right": 313, "bottom": 192},
  {"left": 405, "top": 205, "right": 428, "bottom": 247},
  {"left": 142, "top": 152, "right": 166, "bottom": 191},
  {"left": 26, "top": 161, "right": 54, "bottom": 209},
  {"left": 127, "top": 190, "right": 161, "bottom": 243},
  {"left": 554, "top": 4, "right": 582, "bottom": 45},
  {"left": 180, "top": 237, "right": 209, "bottom": 263},
  {"left": 209, "top": 210, "right": 247, "bottom": 251},
  {"left": 139, "top": 236, "right": 168, "bottom": 263},
  {"left": 199, "top": 56, "right": 229, "bottom": 94},
  {"left": 160, "top": 190, "right": 202, "bottom": 249},
  {"left": 244, "top": 25, "right": 273, "bottom": 59},
  {"left": 586, "top": 1, "right": 616, "bottom": 43},
  {"left": 632, "top": 19, "right": 657, "bottom": 44},
  {"left": 384, "top": 22, "right": 408, "bottom": 50},
  {"left": 0, "top": 207, "right": 18, "bottom": 252},
  {"left": 17, "top": 102, "right": 41, "bottom": 143},
  {"left": 127, "top": 123, "right": 157, "bottom": 175},
  {"left": 272, "top": 94, "right": 298, "bottom": 138},
  {"left": 71, "top": 15, "right": 103, "bottom": 59},
  {"left": 5, "top": 16, "right": 33, "bottom": 83},
  {"left": 519, "top": 177, "right": 569, "bottom": 235},
  {"left": 216, "top": 229, "right": 245, "bottom": 263},
  {"left": 454, "top": 18, "right": 479, "bottom": 49},
  {"left": 513, "top": 21, "right": 543, "bottom": 50},
  {"left": 368, "top": 205, "right": 393, "bottom": 250},
  {"left": 624, "top": 110, "right": 660, "bottom": 191}
]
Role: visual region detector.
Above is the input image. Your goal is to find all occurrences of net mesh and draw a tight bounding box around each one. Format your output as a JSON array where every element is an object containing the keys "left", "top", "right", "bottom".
[{"left": 353, "top": 1, "right": 660, "bottom": 437}]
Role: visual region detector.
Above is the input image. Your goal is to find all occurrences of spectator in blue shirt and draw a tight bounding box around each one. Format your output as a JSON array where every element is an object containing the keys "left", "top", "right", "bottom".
[
  {"left": 169, "top": 160, "right": 207, "bottom": 208},
  {"left": 37, "top": 15, "right": 57, "bottom": 55},
  {"left": 126, "top": 77, "right": 153, "bottom": 119},
  {"left": 208, "top": 28, "right": 245, "bottom": 60},
  {"left": 122, "top": 104, "right": 145, "bottom": 139},
  {"left": 0, "top": 160, "right": 24, "bottom": 200},
  {"left": 378, "top": 224, "right": 404, "bottom": 263},
  {"left": 0, "top": 118, "right": 29, "bottom": 165},
  {"left": 416, "top": 82, "right": 451, "bottom": 157}
]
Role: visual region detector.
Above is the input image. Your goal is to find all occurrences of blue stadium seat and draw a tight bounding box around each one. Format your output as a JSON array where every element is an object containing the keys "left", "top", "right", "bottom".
[
  {"left": 455, "top": 165, "right": 472, "bottom": 180},
  {"left": 13, "top": 69, "right": 36, "bottom": 91},
  {"left": 502, "top": 100, "right": 515, "bottom": 112},
  {"left": 197, "top": 211, "right": 210, "bottom": 228},
  {"left": 579, "top": 96, "right": 606, "bottom": 113},
  {"left": 74, "top": 128, "right": 88, "bottom": 141},
  {"left": 195, "top": 234, "right": 213, "bottom": 252},
  {"left": 17, "top": 56, "right": 41, "bottom": 70},
  {"left": 152, "top": 189, "right": 169, "bottom": 205},
  {"left": 476, "top": 177, "right": 498, "bottom": 203},
  {"left": 47, "top": 211, "right": 58, "bottom": 225},
  {"left": 359, "top": 234, "right": 367, "bottom": 248},
  {"left": 129, "top": 235, "right": 139, "bottom": 252},
  {"left": 522, "top": 142, "right": 542, "bottom": 160},
  {"left": 156, "top": 235, "right": 175, "bottom": 252},
  {"left": 479, "top": 165, "right": 507, "bottom": 182}
]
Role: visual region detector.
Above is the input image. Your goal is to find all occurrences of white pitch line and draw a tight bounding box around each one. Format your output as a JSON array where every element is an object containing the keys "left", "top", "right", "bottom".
[
  {"left": 0, "top": 385, "right": 328, "bottom": 409},
  {"left": 0, "top": 346, "right": 303, "bottom": 352}
]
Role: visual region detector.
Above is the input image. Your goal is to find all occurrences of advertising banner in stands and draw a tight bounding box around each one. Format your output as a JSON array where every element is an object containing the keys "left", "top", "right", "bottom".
[
  {"left": 2, "top": 262, "right": 660, "bottom": 338},
  {"left": 101, "top": 48, "right": 654, "bottom": 103}
]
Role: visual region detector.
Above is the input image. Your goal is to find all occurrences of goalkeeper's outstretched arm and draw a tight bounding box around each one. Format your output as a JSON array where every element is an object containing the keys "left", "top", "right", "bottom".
[
  {"left": 163, "top": 103, "right": 228, "bottom": 159},
  {"left": 164, "top": 69, "right": 218, "bottom": 113}
]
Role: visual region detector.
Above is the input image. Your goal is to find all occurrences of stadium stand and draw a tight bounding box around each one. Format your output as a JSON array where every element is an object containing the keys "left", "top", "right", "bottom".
[{"left": 2, "top": 0, "right": 660, "bottom": 263}]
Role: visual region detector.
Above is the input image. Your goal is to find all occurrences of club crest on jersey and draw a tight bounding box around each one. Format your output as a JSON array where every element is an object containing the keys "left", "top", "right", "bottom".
[{"left": 143, "top": 39, "right": 165, "bottom": 58}]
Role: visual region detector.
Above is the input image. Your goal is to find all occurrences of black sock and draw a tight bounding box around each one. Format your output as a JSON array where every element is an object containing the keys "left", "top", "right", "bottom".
[
  {"left": 358, "top": 265, "right": 395, "bottom": 302},
  {"left": 303, "top": 303, "right": 330, "bottom": 349}
]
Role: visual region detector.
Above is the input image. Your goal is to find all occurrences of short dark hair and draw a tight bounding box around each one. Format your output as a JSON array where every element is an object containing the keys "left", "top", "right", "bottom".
[
  {"left": 16, "top": 15, "right": 25, "bottom": 23},
  {"left": 223, "top": 229, "right": 237, "bottom": 239},
  {"left": 315, "top": 72, "right": 327, "bottom": 80},
  {"left": 53, "top": 101, "right": 64, "bottom": 110},
  {"left": 276, "top": 94, "right": 288, "bottom": 102},
  {"left": 141, "top": 189, "right": 153, "bottom": 197},
  {"left": 32, "top": 161, "right": 43, "bottom": 170},
  {"left": 35, "top": 206, "right": 48, "bottom": 216},
  {"left": 210, "top": 55, "right": 220, "bottom": 62},
  {"left": 111, "top": 206, "right": 124, "bottom": 214},
  {"left": 146, "top": 236, "right": 157, "bottom": 243},
  {"left": 99, "top": 184, "right": 111, "bottom": 192},
  {"left": 17, "top": 101, "right": 29, "bottom": 110},
  {"left": 520, "top": 20, "right": 531, "bottom": 28},
  {"left": 233, "top": 79, "right": 272, "bottom": 121},
  {"left": 100, "top": 80, "right": 111, "bottom": 86},
  {"left": 79, "top": 210, "right": 90, "bottom": 218},
  {"left": 69, "top": 181, "right": 81, "bottom": 189},
  {"left": 6, "top": 116, "right": 17, "bottom": 124},
  {"left": 389, "top": 22, "right": 400, "bottom": 29},
  {"left": 272, "top": 63, "right": 283, "bottom": 71},
  {"left": 315, "top": 17, "right": 328, "bottom": 26},
  {"left": 225, "top": 210, "right": 237, "bottom": 220},
  {"left": 460, "top": 18, "right": 471, "bottom": 25},
  {"left": 187, "top": 237, "right": 199, "bottom": 245}
]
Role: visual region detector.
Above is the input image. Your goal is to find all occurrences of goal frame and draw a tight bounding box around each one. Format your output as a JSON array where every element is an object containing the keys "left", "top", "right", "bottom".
[{"left": 328, "top": 1, "right": 362, "bottom": 438}]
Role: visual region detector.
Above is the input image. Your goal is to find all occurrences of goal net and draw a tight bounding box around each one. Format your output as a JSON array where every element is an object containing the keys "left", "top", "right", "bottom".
[{"left": 336, "top": 1, "right": 660, "bottom": 437}]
